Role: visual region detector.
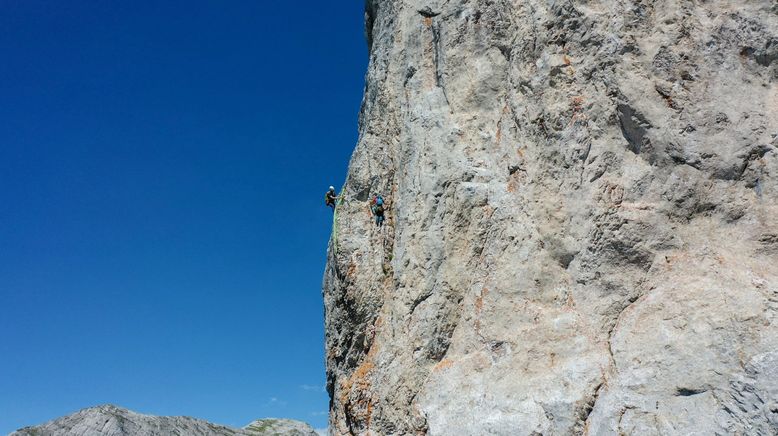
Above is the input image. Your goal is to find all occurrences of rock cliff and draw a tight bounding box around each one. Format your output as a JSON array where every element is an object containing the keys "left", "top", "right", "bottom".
[
  {"left": 9, "top": 405, "right": 318, "bottom": 436},
  {"left": 323, "top": 1, "right": 778, "bottom": 435}
]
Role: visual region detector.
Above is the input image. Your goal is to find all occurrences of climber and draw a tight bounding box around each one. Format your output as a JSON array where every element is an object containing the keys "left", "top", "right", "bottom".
[
  {"left": 325, "top": 186, "right": 339, "bottom": 210},
  {"left": 370, "top": 193, "right": 386, "bottom": 227}
]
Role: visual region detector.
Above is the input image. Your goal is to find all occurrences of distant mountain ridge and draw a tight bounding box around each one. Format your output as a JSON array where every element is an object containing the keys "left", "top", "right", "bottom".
[{"left": 9, "top": 404, "right": 319, "bottom": 436}]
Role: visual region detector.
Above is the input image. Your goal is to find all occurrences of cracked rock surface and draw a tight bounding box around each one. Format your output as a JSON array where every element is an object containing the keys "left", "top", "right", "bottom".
[
  {"left": 323, "top": 0, "right": 778, "bottom": 435},
  {"left": 9, "top": 405, "right": 318, "bottom": 436}
]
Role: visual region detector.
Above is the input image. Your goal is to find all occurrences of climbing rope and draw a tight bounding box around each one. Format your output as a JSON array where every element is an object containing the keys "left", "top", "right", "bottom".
[{"left": 331, "top": 193, "right": 345, "bottom": 253}]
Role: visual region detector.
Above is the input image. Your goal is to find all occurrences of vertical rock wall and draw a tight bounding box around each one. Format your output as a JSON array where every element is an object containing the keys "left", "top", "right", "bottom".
[{"left": 324, "top": 1, "right": 778, "bottom": 434}]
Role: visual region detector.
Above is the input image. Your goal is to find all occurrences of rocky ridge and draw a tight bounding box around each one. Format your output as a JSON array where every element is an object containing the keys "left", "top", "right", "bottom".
[
  {"left": 9, "top": 405, "right": 318, "bottom": 436},
  {"left": 323, "top": 0, "right": 778, "bottom": 435}
]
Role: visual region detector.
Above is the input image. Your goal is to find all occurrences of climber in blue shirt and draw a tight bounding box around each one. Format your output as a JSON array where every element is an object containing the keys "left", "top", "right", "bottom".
[{"left": 370, "top": 194, "right": 385, "bottom": 227}]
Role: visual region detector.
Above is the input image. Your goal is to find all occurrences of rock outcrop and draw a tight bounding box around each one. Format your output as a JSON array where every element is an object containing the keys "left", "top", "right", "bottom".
[
  {"left": 9, "top": 405, "right": 318, "bottom": 436},
  {"left": 323, "top": 1, "right": 778, "bottom": 435},
  {"left": 244, "top": 418, "right": 320, "bottom": 436}
]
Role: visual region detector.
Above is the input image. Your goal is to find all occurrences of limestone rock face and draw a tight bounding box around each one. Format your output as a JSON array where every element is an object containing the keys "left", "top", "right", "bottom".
[
  {"left": 323, "top": 1, "right": 778, "bottom": 435},
  {"left": 9, "top": 405, "right": 318, "bottom": 436}
]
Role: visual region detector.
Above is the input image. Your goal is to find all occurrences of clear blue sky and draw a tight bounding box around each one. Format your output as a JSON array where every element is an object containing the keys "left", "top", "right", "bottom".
[{"left": 0, "top": 1, "right": 366, "bottom": 433}]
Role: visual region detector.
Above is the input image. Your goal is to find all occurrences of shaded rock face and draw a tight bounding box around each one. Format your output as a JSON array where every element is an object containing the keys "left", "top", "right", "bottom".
[
  {"left": 323, "top": 1, "right": 778, "bottom": 435},
  {"left": 9, "top": 405, "right": 318, "bottom": 436}
]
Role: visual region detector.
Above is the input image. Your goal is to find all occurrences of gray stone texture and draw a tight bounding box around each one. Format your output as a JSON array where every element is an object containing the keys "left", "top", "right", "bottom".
[
  {"left": 9, "top": 405, "right": 318, "bottom": 436},
  {"left": 323, "top": 1, "right": 778, "bottom": 435}
]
